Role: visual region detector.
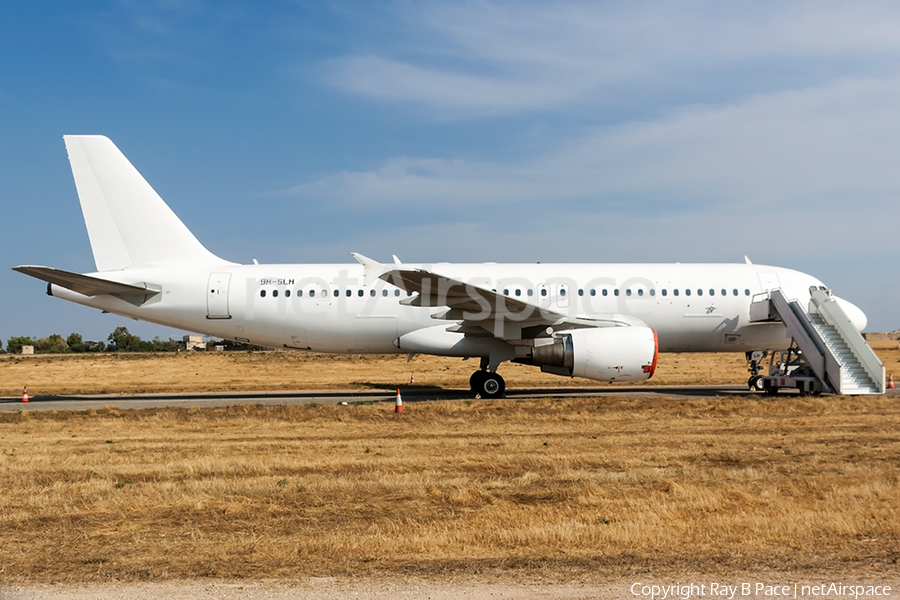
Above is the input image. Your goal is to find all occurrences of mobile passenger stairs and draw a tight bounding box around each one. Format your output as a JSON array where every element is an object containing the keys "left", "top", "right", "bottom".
[{"left": 747, "top": 287, "right": 885, "bottom": 395}]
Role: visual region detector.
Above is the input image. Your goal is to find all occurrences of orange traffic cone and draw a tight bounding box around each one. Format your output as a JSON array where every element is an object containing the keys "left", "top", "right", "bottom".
[
  {"left": 22, "top": 386, "right": 28, "bottom": 402},
  {"left": 888, "top": 373, "right": 895, "bottom": 390},
  {"left": 409, "top": 373, "right": 415, "bottom": 385},
  {"left": 395, "top": 389, "right": 403, "bottom": 413}
]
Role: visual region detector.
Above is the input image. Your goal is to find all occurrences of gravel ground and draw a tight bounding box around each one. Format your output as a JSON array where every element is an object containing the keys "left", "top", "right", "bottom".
[
  {"left": 0, "top": 579, "right": 618, "bottom": 600},
  {"left": 3, "top": 577, "right": 898, "bottom": 600}
]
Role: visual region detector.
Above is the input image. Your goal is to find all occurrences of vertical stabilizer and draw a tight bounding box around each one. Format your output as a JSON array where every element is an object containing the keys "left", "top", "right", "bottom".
[{"left": 64, "top": 135, "right": 232, "bottom": 271}]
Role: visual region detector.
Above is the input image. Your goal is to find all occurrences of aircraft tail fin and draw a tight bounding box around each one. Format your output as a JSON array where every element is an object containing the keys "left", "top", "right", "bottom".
[{"left": 63, "top": 135, "right": 233, "bottom": 271}]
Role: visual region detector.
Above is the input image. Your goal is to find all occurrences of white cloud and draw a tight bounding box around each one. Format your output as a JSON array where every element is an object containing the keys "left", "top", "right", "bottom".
[
  {"left": 324, "top": 54, "right": 578, "bottom": 113},
  {"left": 288, "top": 75, "right": 900, "bottom": 215},
  {"left": 326, "top": 1, "right": 900, "bottom": 115}
]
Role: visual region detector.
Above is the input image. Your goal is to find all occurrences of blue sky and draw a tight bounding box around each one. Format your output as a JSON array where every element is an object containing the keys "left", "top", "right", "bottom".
[{"left": 2, "top": 0, "right": 899, "bottom": 345}]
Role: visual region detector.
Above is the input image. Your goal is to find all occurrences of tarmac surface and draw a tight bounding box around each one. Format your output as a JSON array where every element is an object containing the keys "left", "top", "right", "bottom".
[{"left": 2, "top": 384, "right": 897, "bottom": 411}]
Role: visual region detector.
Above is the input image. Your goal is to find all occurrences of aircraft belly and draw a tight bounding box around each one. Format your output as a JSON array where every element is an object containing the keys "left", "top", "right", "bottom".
[
  {"left": 305, "top": 317, "right": 356, "bottom": 353},
  {"left": 302, "top": 311, "right": 401, "bottom": 353},
  {"left": 354, "top": 316, "right": 399, "bottom": 352}
]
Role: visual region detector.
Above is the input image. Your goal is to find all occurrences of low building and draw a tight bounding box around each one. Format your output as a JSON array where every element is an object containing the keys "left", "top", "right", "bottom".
[{"left": 183, "top": 335, "right": 205, "bottom": 351}]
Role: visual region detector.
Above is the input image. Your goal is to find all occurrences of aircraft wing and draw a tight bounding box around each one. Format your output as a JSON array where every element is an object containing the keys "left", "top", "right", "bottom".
[
  {"left": 13, "top": 266, "right": 159, "bottom": 298},
  {"left": 380, "top": 268, "right": 640, "bottom": 339}
]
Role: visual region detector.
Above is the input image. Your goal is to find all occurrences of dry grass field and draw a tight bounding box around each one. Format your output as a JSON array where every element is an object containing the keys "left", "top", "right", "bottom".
[
  {"left": 1, "top": 394, "right": 898, "bottom": 583},
  {"left": 2, "top": 340, "right": 898, "bottom": 397},
  {"left": 0, "top": 343, "right": 897, "bottom": 586}
]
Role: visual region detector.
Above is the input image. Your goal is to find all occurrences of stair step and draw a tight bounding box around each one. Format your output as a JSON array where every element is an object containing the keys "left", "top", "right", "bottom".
[{"left": 773, "top": 290, "right": 884, "bottom": 395}]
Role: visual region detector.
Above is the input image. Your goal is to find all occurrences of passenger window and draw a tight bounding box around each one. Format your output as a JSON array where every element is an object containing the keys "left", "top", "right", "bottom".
[
  {"left": 733, "top": 289, "right": 738, "bottom": 296},
  {"left": 370, "top": 289, "right": 376, "bottom": 297},
  {"left": 578, "top": 289, "right": 583, "bottom": 296},
  {"left": 407, "top": 291, "right": 412, "bottom": 296},
  {"left": 285, "top": 290, "right": 291, "bottom": 298},
  {"left": 662, "top": 289, "right": 667, "bottom": 296},
  {"left": 515, "top": 289, "right": 521, "bottom": 297},
  {"left": 527, "top": 289, "right": 533, "bottom": 296},
  {"left": 382, "top": 289, "right": 388, "bottom": 297},
  {"left": 358, "top": 289, "right": 364, "bottom": 297},
  {"left": 346, "top": 289, "right": 352, "bottom": 297},
  {"left": 541, "top": 289, "right": 547, "bottom": 297},
  {"left": 697, "top": 289, "right": 702, "bottom": 296},
  {"left": 674, "top": 289, "right": 680, "bottom": 296},
  {"left": 590, "top": 289, "right": 596, "bottom": 296},
  {"left": 334, "top": 289, "right": 339, "bottom": 297},
  {"left": 602, "top": 289, "right": 608, "bottom": 297},
  {"left": 721, "top": 289, "right": 726, "bottom": 296},
  {"left": 686, "top": 289, "right": 691, "bottom": 296},
  {"left": 649, "top": 289, "right": 655, "bottom": 296},
  {"left": 297, "top": 290, "right": 303, "bottom": 297},
  {"left": 709, "top": 289, "right": 714, "bottom": 296},
  {"left": 744, "top": 289, "right": 750, "bottom": 296},
  {"left": 273, "top": 290, "right": 279, "bottom": 298},
  {"left": 626, "top": 289, "right": 632, "bottom": 297},
  {"left": 614, "top": 289, "right": 620, "bottom": 296},
  {"left": 260, "top": 290, "right": 266, "bottom": 298},
  {"left": 309, "top": 290, "right": 316, "bottom": 298},
  {"left": 395, "top": 290, "right": 401, "bottom": 297},
  {"left": 638, "top": 289, "right": 644, "bottom": 296},
  {"left": 503, "top": 289, "right": 509, "bottom": 296},
  {"left": 560, "top": 288, "right": 567, "bottom": 296}
]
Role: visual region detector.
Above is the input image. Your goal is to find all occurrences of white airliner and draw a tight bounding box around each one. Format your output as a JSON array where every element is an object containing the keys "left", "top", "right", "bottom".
[{"left": 14, "top": 136, "right": 871, "bottom": 398}]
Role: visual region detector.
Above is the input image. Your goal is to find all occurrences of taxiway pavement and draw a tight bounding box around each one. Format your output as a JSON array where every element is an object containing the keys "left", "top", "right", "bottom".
[{"left": 3, "top": 385, "right": 895, "bottom": 411}]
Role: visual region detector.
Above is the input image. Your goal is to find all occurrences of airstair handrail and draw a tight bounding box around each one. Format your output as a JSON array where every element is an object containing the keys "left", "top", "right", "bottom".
[
  {"left": 768, "top": 289, "right": 838, "bottom": 392},
  {"left": 809, "top": 288, "right": 885, "bottom": 394}
]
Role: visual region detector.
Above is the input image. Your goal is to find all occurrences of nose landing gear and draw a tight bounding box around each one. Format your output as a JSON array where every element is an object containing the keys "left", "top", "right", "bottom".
[{"left": 746, "top": 350, "right": 767, "bottom": 391}]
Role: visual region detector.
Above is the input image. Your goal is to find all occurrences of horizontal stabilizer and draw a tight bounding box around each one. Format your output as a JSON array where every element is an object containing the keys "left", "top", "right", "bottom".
[{"left": 13, "top": 266, "right": 159, "bottom": 298}]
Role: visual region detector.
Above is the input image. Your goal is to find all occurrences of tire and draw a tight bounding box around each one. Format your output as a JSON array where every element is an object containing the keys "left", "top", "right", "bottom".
[
  {"left": 475, "top": 372, "right": 505, "bottom": 399},
  {"left": 469, "top": 370, "right": 487, "bottom": 391},
  {"left": 749, "top": 376, "right": 765, "bottom": 391}
]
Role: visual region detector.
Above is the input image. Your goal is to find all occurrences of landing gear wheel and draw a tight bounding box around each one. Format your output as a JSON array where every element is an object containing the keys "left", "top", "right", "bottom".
[
  {"left": 748, "top": 375, "right": 764, "bottom": 391},
  {"left": 469, "top": 370, "right": 488, "bottom": 391},
  {"left": 472, "top": 371, "right": 505, "bottom": 399}
]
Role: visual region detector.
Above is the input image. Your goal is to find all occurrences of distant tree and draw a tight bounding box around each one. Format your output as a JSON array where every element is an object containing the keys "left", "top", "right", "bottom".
[
  {"left": 6, "top": 336, "right": 35, "bottom": 355},
  {"left": 107, "top": 327, "right": 142, "bottom": 352},
  {"left": 207, "top": 339, "right": 268, "bottom": 351},
  {"left": 149, "top": 336, "right": 182, "bottom": 352},
  {"left": 142, "top": 336, "right": 176, "bottom": 352},
  {"left": 66, "top": 332, "right": 84, "bottom": 352},
  {"left": 35, "top": 334, "right": 68, "bottom": 354},
  {"left": 83, "top": 340, "right": 106, "bottom": 352}
]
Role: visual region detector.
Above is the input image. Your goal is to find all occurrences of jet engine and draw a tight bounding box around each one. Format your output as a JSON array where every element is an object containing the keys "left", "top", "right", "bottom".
[{"left": 528, "top": 326, "right": 658, "bottom": 382}]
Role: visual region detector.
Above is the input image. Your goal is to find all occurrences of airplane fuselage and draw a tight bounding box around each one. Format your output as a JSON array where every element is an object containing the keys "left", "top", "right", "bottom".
[{"left": 49, "top": 261, "right": 848, "bottom": 355}]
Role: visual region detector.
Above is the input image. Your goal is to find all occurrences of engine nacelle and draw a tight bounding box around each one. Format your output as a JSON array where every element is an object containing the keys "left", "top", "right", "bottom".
[{"left": 531, "top": 326, "right": 658, "bottom": 382}]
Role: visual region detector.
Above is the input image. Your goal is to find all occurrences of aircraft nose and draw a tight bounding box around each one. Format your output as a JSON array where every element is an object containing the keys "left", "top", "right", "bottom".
[{"left": 835, "top": 297, "right": 868, "bottom": 333}]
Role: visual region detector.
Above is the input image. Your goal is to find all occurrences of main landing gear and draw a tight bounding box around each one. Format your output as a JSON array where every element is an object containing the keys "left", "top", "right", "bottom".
[{"left": 469, "top": 369, "right": 505, "bottom": 399}]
